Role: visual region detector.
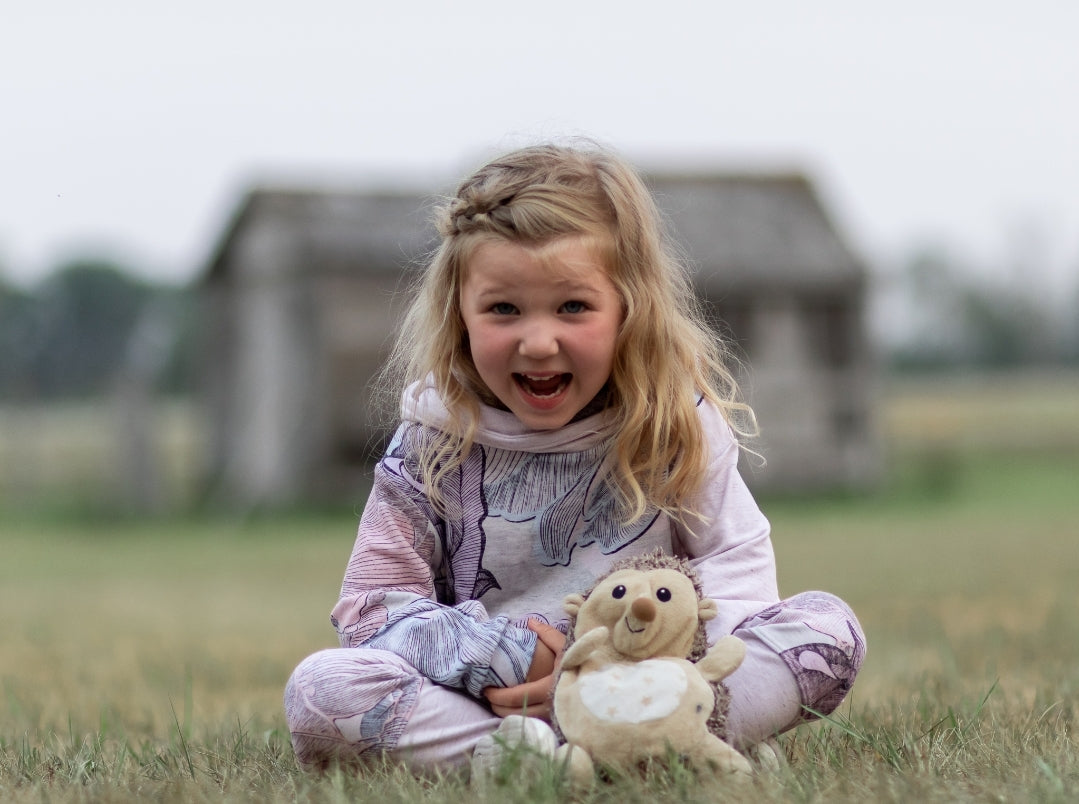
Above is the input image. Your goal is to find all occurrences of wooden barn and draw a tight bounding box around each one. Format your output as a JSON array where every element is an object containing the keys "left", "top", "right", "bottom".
[{"left": 200, "top": 171, "right": 880, "bottom": 507}]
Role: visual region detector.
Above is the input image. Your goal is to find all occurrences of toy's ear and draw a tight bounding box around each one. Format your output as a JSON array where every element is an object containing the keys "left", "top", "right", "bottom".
[
  {"left": 698, "top": 597, "right": 718, "bottom": 622},
  {"left": 563, "top": 593, "right": 586, "bottom": 617}
]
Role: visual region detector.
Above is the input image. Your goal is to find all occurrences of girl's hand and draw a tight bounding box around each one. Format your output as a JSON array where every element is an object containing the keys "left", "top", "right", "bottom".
[{"left": 483, "top": 620, "right": 566, "bottom": 721}]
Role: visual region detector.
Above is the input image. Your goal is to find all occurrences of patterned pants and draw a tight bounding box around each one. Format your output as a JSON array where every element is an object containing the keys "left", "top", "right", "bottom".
[{"left": 284, "top": 591, "right": 865, "bottom": 771}]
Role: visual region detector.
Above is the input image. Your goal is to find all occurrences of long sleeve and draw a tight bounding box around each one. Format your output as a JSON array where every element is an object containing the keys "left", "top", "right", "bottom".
[
  {"left": 329, "top": 425, "right": 537, "bottom": 697},
  {"left": 674, "top": 400, "right": 780, "bottom": 641}
]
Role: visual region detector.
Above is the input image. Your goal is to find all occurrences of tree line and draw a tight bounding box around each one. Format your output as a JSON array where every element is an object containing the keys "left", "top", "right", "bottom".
[
  {"left": 0, "top": 260, "right": 195, "bottom": 400},
  {"left": 878, "top": 243, "right": 1079, "bottom": 371}
]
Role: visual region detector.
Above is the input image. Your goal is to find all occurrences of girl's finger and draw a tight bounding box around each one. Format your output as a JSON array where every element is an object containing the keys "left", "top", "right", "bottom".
[{"left": 527, "top": 619, "right": 567, "bottom": 655}]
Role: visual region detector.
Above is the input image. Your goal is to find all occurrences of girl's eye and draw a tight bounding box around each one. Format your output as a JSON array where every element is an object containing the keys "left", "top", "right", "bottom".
[
  {"left": 560, "top": 300, "right": 587, "bottom": 314},
  {"left": 491, "top": 302, "right": 518, "bottom": 315},
  {"left": 611, "top": 585, "right": 626, "bottom": 599}
]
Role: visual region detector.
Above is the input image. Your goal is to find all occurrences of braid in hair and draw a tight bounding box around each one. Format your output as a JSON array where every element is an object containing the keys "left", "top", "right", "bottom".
[
  {"left": 440, "top": 192, "right": 519, "bottom": 238},
  {"left": 436, "top": 146, "right": 615, "bottom": 245}
]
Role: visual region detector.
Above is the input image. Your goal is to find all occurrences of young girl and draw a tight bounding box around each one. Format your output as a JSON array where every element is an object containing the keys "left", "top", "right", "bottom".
[{"left": 284, "top": 142, "right": 865, "bottom": 774}]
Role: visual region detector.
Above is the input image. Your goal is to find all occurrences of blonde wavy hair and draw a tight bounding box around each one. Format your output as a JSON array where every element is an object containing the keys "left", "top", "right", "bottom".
[{"left": 387, "top": 141, "right": 756, "bottom": 524}]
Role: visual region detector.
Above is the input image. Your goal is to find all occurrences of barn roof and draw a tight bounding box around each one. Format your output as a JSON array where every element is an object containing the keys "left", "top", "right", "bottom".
[
  {"left": 648, "top": 173, "right": 865, "bottom": 292},
  {"left": 204, "top": 188, "right": 438, "bottom": 280},
  {"left": 204, "top": 172, "right": 865, "bottom": 291}
]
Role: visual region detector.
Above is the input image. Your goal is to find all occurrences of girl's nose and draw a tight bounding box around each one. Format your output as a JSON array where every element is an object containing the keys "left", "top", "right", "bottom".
[{"left": 518, "top": 323, "right": 559, "bottom": 359}]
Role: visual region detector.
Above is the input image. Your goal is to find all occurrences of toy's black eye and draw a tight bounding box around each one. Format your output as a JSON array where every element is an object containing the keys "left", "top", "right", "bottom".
[
  {"left": 612, "top": 585, "right": 626, "bottom": 599},
  {"left": 656, "top": 588, "right": 672, "bottom": 602}
]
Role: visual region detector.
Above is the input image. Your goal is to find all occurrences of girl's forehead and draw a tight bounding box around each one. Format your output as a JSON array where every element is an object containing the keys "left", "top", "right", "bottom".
[{"left": 462, "top": 233, "right": 613, "bottom": 283}]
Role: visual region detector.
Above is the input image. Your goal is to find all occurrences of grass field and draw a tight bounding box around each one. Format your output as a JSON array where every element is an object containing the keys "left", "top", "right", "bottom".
[{"left": 1, "top": 371, "right": 1078, "bottom": 801}]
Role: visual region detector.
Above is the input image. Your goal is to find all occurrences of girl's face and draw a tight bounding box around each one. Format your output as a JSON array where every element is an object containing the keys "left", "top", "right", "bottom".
[{"left": 460, "top": 235, "right": 623, "bottom": 430}]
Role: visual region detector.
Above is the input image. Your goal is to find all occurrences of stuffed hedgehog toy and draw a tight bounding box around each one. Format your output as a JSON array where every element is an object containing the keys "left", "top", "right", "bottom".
[{"left": 552, "top": 551, "right": 752, "bottom": 783}]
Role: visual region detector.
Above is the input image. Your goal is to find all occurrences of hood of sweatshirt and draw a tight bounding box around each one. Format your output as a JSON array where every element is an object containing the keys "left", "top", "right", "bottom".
[{"left": 400, "top": 379, "right": 616, "bottom": 454}]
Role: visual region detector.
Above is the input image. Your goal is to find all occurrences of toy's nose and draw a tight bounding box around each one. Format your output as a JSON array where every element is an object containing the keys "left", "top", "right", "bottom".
[{"left": 630, "top": 596, "right": 656, "bottom": 622}]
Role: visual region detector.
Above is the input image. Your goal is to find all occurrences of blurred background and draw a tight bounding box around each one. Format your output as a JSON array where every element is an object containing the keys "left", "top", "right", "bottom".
[{"left": 2, "top": 0, "right": 1078, "bottom": 515}]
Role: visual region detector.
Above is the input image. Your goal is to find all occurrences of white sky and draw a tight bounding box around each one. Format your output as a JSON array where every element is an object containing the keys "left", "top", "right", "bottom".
[{"left": 3, "top": 1, "right": 1078, "bottom": 289}]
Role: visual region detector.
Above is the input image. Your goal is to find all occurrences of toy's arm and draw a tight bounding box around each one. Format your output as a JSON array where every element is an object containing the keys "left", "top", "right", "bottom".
[
  {"left": 559, "top": 626, "right": 611, "bottom": 671},
  {"left": 695, "top": 634, "right": 746, "bottom": 682}
]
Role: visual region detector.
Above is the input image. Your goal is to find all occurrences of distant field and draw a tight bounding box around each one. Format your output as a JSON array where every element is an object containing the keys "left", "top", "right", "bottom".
[
  {"left": 881, "top": 368, "right": 1079, "bottom": 454},
  {"left": 1, "top": 370, "right": 1077, "bottom": 801},
  {"left": 0, "top": 398, "right": 203, "bottom": 511}
]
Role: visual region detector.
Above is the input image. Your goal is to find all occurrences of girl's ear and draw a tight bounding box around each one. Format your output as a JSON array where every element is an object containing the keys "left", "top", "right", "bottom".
[
  {"left": 563, "top": 593, "right": 586, "bottom": 617},
  {"left": 698, "top": 597, "right": 718, "bottom": 621}
]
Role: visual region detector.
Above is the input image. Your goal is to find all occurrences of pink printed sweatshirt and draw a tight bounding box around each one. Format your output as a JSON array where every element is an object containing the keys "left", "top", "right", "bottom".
[{"left": 330, "top": 383, "right": 779, "bottom": 699}]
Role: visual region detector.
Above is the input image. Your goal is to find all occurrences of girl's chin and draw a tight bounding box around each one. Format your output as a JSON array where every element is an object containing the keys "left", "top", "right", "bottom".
[{"left": 483, "top": 377, "right": 603, "bottom": 428}]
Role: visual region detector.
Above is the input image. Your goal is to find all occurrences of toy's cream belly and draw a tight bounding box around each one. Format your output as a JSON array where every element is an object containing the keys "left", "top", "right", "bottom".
[{"left": 576, "top": 660, "right": 689, "bottom": 724}]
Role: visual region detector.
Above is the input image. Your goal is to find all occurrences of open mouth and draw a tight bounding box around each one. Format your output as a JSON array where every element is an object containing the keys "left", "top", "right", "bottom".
[{"left": 514, "top": 373, "right": 571, "bottom": 399}]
